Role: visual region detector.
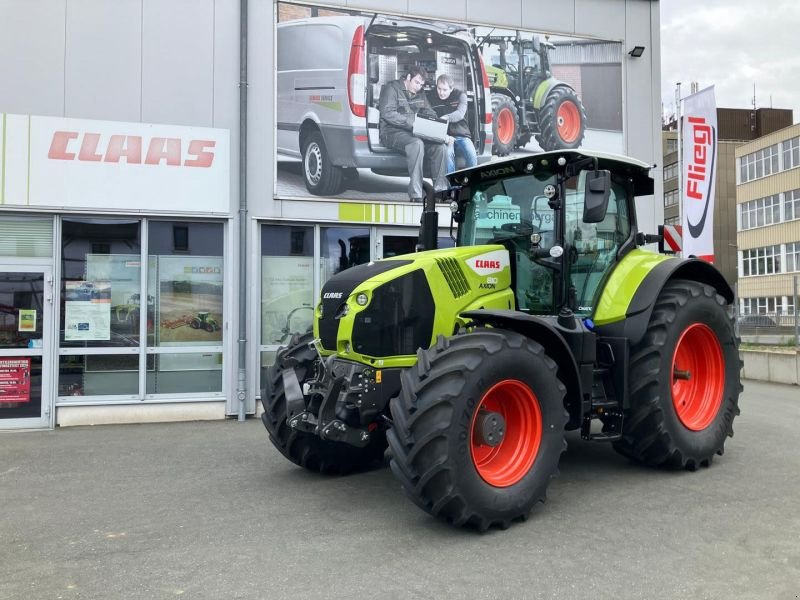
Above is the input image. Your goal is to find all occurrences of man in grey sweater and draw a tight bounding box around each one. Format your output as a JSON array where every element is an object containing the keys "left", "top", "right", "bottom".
[{"left": 378, "top": 65, "right": 449, "bottom": 202}]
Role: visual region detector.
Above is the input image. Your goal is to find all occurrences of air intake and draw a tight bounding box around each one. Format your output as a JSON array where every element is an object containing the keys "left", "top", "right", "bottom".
[{"left": 436, "top": 257, "right": 470, "bottom": 298}]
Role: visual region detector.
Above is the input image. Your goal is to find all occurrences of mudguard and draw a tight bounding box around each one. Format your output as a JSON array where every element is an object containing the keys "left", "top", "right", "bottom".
[{"left": 593, "top": 249, "right": 734, "bottom": 346}]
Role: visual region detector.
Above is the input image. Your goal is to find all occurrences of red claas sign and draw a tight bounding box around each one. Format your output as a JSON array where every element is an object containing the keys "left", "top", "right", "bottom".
[{"left": 48, "top": 132, "right": 216, "bottom": 167}]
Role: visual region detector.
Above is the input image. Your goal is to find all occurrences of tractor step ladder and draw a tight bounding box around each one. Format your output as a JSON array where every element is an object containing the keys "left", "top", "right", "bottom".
[{"left": 581, "top": 367, "right": 623, "bottom": 441}]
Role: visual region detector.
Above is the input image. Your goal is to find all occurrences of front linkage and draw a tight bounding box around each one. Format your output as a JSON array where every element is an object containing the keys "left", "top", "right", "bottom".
[{"left": 274, "top": 338, "right": 401, "bottom": 449}]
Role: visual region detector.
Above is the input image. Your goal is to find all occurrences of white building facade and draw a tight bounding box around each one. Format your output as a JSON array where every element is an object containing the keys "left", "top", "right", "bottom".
[{"left": 0, "top": 0, "right": 662, "bottom": 429}]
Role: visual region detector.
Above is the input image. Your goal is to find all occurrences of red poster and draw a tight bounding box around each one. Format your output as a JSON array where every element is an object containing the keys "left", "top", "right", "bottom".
[{"left": 0, "top": 358, "right": 31, "bottom": 403}]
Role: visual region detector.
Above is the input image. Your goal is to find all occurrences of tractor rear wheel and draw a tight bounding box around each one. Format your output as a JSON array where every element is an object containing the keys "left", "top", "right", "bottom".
[
  {"left": 537, "top": 86, "right": 586, "bottom": 151},
  {"left": 491, "top": 95, "right": 519, "bottom": 157},
  {"left": 387, "top": 329, "right": 567, "bottom": 530},
  {"left": 613, "top": 280, "right": 742, "bottom": 469},
  {"left": 261, "top": 332, "right": 386, "bottom": 474}
]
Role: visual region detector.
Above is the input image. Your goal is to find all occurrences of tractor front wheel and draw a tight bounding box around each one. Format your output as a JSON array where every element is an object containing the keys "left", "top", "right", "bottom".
[
  {"left": 388, "top": 329, "right": 567, "bottom": 530},
  {"left": 613, "top": 280, "right": 742, "bottom": 469},
  {"left": 491, "top": 95, "right": 520, "bottom": 157},
  {"left": 262, "top": 332, "right": 387, "bottom": 474}
]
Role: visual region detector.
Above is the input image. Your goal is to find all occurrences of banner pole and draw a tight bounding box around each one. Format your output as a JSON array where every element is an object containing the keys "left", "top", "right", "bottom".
[{"left": 675, "top": 82, "right": 682, "bottom": 258}]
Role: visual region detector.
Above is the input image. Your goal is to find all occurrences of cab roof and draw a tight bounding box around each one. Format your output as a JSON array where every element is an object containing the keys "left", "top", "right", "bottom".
[{"left": 448, "top": 149, "right": 655, "bottom": 197}]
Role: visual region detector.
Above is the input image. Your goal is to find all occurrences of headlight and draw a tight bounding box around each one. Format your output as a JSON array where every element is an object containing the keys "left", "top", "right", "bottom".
[{"left": 356, "top": 292, "right": 369, "bottom": 306}]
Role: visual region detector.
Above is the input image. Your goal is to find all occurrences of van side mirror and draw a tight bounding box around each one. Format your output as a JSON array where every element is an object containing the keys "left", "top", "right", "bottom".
[{"left": 583, "top": 170, "right": 611, "bottom": 223}]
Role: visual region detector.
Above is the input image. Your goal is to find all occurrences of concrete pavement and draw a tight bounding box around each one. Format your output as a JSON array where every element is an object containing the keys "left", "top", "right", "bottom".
[{"left": 1, "top": 380, "right": 798, "bottom": 599}]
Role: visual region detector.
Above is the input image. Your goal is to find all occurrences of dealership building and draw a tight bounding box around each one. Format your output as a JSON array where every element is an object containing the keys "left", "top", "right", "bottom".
[{"left": 0, "top": 0, "right": 662, "bottom": 430}]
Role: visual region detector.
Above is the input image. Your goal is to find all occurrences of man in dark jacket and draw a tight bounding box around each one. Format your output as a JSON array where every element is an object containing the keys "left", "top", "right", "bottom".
[
  {"left": 428, "top": 74, "right": 477, "bottom": 173},
  {"left": 378, "top": 66, "right": 449, "bottom": 202}
]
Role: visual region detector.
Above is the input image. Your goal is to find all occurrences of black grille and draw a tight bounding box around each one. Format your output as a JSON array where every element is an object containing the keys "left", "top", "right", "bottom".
[
  {"left": 352, "top": 270, "right": 435, "bottom": 357},
  {"left": 435, "top": 257, "right": 469, "bottom": 298}
]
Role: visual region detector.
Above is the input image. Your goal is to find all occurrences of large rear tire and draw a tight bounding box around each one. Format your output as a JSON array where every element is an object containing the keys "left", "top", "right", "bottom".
[
  {"left": 301, "top": 130, "right": 345, "bottom": 196},
  {"left": 537, "top": 86, "right": 586, "bottom": 151},
  {"left": 491, "top": 94, "right": 519, "bottom": 157},
  {"left": 613, "top": 280, "right": 742, "bottom": 469},
  {"left": 387, "top": 330, "right": 567, "bottom": 530},
  {"left": 262, "top": 333, "right": 386, "bottom": 474}
]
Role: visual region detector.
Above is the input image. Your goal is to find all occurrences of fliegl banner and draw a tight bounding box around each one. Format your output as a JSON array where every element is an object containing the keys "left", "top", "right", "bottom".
[{"left": 681, "top": 86, "right": 717, "bottom": 263}]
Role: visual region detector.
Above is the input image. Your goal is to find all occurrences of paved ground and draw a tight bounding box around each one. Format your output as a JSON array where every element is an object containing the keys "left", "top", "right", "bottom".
[{"left": 1, "top": 380, "right": 798, "bottom": 600}]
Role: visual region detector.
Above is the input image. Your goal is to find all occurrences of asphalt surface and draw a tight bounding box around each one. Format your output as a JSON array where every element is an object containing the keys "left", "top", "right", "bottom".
[{"left": 1, "top": 380, "right": 798, "bottom": 600}]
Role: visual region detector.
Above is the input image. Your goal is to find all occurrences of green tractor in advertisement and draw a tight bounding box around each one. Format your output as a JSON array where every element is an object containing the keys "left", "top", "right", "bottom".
[
  {"left": 481, "top": 32, "right": 587, "bottom": 156},
  {"left": 261, "top": 150, "right": 741, "bottom": 531}
]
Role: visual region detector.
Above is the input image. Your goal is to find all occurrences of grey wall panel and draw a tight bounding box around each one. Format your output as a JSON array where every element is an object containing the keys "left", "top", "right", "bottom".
[
  {"left": 64, "top": 0, "right": 142, "bottom": 122},
  {"left": 575, "top": 0, "right": 625, "bottom": 40},
  {"left": 247, "top": 0, "right": 278, "bottom": 216},
  {"left": 466, "top": 0, "right": 521, "bottom": 28},
  {"left": 213, "top": 1, "right": 241, "bottom": 215},
  {"left": 406, "top": 0, "right": 467, "bottom": 21},
  {"left": 0, "top": 0, "right": 66, "bottom": 116},
  {"left": 345, "top": 0, "right": 410, "bottom": 13},
  {"left": 522, "top": 0, "right": 576, "bottom": 34},
  {"left": 141, "top": 0, "right": 215, "bottom": 126}
]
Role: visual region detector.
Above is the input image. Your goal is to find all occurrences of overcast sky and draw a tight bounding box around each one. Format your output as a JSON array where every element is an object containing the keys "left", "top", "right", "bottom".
[{"left": 660, "top": 0, "right": 800, "bottom": 123}]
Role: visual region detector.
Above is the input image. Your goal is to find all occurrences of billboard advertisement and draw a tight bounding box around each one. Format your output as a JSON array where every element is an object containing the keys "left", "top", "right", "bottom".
[{"left": 274, "top": 2, "right": 624, "bottom": 203}]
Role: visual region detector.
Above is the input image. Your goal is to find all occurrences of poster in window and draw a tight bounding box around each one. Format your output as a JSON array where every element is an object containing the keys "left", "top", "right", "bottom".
[
  {"left": 261, "top": 256, "right": 314, "bottom": 346},
  {"left": 86, "top": 254, "right": 148, "bottom": 338},
  {"left": 0, "top": 357, "right": 31, "bottom": 403},
  {"left": 18, "top": 309, "right": 36, "bottom": 332},
  {"left": 64, "top": 281, "right": 112, "bottom": 341},
  {"left": 156, "top": 256, "right": 224, "bottom": 345}
]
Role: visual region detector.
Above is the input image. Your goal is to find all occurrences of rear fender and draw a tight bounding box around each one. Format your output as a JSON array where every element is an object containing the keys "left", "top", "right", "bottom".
[{"left": 594, "top": 251, "right": 734, "bottom": 346}]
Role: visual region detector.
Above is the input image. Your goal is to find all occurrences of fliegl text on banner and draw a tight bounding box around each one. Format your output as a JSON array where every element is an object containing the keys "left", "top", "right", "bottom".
[{"left": 681, "top": 85, "right": 717, "bottom": 263}]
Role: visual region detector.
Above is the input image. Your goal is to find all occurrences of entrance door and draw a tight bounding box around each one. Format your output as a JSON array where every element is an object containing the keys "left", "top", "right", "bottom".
[{"left": 0, "top": 267, "right": 53, "bottom": 429}]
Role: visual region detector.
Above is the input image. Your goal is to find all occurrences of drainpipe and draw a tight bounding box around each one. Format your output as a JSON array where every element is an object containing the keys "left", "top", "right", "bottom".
[{"left": 237, "top": 0, "right": 248, "bottom": 422}]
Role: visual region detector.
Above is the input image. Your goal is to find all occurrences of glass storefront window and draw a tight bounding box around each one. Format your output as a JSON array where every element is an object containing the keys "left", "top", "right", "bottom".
[
  {"left": 145, "top": 221, "right": 224, "bottom": 396},
  {"left": 61, "top": 218, "right": 142, "bottom": 348},
  {"left": 146, "top": 353, "right": 223, "bottom": 394},
  {"left": 58, "top": 354, "right": 139, "bottom": 397},
  {"left": 0, "top": 216, "right": 53, "bottom": 258},
  {"left": 320, "top": 226, "right": 370, "bottom": 285}
]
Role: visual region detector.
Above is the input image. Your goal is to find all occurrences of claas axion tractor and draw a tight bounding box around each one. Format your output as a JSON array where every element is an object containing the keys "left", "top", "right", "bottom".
[{"left": 261, "top": 150, "right": 741, "bottom": 531}]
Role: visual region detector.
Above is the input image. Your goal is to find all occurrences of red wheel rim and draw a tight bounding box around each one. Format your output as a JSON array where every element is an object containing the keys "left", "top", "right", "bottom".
[
  {"left": 470, "top": 380, "right": 542, "bottom": 487},
  {"left": 496, "top": 108, "right": 515, "bottom": 145},
  {"left": 671, "top": 323, "right": 725, "bottom": 431},
  {"left": 557, "top": 100, "right": 581, "bottom": 143}
]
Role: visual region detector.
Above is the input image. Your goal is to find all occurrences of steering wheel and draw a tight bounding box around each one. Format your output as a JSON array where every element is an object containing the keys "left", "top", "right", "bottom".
[{"left": 500, "top": 220, "right": 535, "bottom": 236}]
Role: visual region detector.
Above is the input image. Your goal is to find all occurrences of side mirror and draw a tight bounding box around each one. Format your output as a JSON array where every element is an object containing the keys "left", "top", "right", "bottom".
[{"left": 583, "top": 170, "right": 611, "bottom": 224}]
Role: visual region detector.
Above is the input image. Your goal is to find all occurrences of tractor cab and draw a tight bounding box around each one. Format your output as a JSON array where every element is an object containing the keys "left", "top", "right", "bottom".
[{"left": 445, "top": 150, "right": 652, "bottom": 319}]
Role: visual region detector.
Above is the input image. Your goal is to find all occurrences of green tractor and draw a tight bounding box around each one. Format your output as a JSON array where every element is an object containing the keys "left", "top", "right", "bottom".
[
  {"left": 482, "top": 32, "right": 587, "bottom": 156},
  {"left": 261, "top": 150, "right": 741, "bottom": 530},
  {"left": 191, "top": 312, "right": 220, "bottom": 333}
]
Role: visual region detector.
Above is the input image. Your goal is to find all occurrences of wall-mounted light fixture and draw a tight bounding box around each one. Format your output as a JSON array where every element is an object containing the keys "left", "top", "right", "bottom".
[{"left": 628, "top": 46, "right": 646, "bottom": 58}]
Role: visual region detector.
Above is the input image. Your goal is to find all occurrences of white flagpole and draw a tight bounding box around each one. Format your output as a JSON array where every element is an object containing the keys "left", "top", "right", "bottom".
[{"left": 675, "top": 82, "right": 682, "bottom": 258}]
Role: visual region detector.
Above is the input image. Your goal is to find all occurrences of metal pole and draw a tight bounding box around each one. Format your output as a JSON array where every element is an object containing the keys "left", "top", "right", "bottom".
[
  {"left": 237, "top": 0, "right": 249, "bottom": 422},
  {"left": 675, "top": 82, "right": 682, "bottom": 258}
]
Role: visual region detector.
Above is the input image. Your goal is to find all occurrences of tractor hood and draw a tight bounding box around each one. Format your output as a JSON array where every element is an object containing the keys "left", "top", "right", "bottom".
[{"left": 314, "top": 245, "right": 516, "bottom": 367}]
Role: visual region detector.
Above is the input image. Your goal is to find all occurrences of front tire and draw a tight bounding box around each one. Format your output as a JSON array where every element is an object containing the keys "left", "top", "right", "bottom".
[
  {"left": 262, "top": 333, "right": 386, "bottom": 474},
  {"left": 387, "top": 330, "right": 567, "bottom": 530},
  {"left": 537, "top": 86, "right": 586, "bottom": 151},
  {"left": 301, "top": 131, "right": 345, "bottom": 196},
  {"left": 491, "top": 95, "right": 519, "bottom": 157},
  {"left": 613, "top": 280, "right": 742, "bottom": 469}
]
